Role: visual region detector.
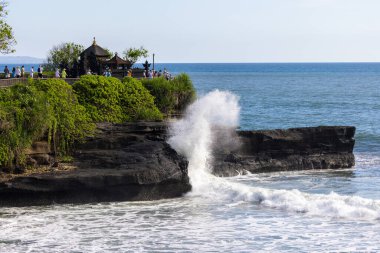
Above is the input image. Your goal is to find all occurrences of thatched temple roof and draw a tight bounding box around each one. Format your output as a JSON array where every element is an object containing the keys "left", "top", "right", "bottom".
[
  {"left": 80, "top": 37, "right": 109, "bottom": 57},
  {"left": 105, "top": 53, "right": 131, "bottom": 66}
]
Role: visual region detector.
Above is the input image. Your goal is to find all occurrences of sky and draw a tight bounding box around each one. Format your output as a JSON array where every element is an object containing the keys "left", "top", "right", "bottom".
[{"left": 6, "top": 0, "right": 380, "bottom": 63}]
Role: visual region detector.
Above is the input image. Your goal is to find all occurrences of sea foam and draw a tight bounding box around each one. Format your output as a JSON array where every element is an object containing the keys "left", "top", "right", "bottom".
[{"left": 168, "top": 90, "right": 380, "bottom": 220}]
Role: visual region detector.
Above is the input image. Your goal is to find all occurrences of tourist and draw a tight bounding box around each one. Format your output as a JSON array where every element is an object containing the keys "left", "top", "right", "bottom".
[
  {"left": 37, "top": 65, "right": 43, "bottom": 78},
  {"left": 87, "top": 69, "right": 92, "bottom": 75},
  {"left": 11, "top": 67, "right": 15, "bottom": 78},
  {"left": 4, "top": 66, "right": 10, "bottom": 78},
  {"left": 148, "top": 70, "right": 153, "bottom": 79},
  {"left": 127, "top": 69, "right": 132, "bottom": 77},
  {"left": 158, "top": 70, "right": 162, "bottom": 77},
  {"left": 61, "top": 68, "right": 67, "bottom": 79},
  {"left": 15, "top": 67, "right": 21, "bottom": 78},
  {"left": 30, "top": 67, "right": 34, "bottom": 78},
  {"left": 21, "top": 66, "right": 25, "bottom": 78},
  {"left": 55, "top": 69, "right": 60, "bottom": 78}
]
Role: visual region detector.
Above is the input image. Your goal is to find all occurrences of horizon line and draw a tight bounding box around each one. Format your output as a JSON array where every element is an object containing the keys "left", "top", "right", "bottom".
[{"left": 3, "top": 61, "right": 380, "bottom": 65}]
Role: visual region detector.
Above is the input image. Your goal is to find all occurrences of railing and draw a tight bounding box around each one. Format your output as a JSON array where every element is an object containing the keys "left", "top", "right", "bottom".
[{"left": 0, "top": 78, "right": 80, "bottom": 88}]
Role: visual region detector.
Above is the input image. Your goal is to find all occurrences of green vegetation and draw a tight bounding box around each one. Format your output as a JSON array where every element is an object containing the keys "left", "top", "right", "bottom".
[
  {"left": 141, "top": 73, "right": 196, "bottom": 114},
  {"left": 0, "top": 74, "right": 195, "bottom": 170},
  {"left": 123, "top": 46, "right": 148, "bottom": 68},
  {"left": 121, "top": 77, "right": 163, "bottom": 120},
  {"left": 0, "top": 1, "right": 16, "bottom": 54},
  {"left": 0, "top": 79, "right": 94, "bottom": 169},
  {"left": 73, "top": 75, "right": 162, "bottom": 122},
  {"left": 32, "top": 79, "right": 95, "bottom": 153},
  {"left": 47, "top": 42, "right": 84, "bottom": 69}
]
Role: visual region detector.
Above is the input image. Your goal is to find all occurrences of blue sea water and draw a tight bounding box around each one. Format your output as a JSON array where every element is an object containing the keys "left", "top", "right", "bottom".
[
  {"left": 0, "top": 64, "right": 38, "bottom": 72},
  {"left": 161, "top": 63, "right": 380, "bottom": 154},
  {"left": 0, "top": 63, "right": 380, "bottom": 252}
]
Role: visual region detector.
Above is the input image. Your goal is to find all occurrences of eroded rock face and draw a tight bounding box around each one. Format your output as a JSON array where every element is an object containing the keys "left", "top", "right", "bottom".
[
  {"left": 0, "top": 122, "right": 191, "bottom": 206},
  {"left": 212, "top": 126, "right": 356, "bottom": 177},
  {"left": 0, "top": 123, "right": 356, "bottom": 206}
]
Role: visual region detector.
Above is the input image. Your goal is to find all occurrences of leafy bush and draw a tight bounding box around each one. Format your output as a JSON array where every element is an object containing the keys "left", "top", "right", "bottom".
[
  {"left": 73, "top": 75, "right": 162, "bottom": 122},
  {"left": 0, "top": 84, "right": 48, "bottom": 167},
  {"left": 121, "top": 77, "right": 162, "bottom": 120},
  {"left": 141, "top": 73, "right": 196, "bottom": 114},
  {"left": 32, "top": 79, "right": 95, "bottom": 153},
  {"left": 73, "top": 75, "right": 126, "bottom": 122},
  {"left": 0, "top": 73, "right": 195, "bottom": 170},
  {"left": 0, "top": 79, "right": 95, "bottom": 168}
]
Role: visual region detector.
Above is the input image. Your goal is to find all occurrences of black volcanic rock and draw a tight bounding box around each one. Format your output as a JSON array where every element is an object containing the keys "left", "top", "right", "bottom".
[
  {"left": 0, "top": 122, "right": 191, "bottom": 207},
  {"left": 212, "top": 126, "right": 356, "bottom": 177},
  {"left": 0, "top": 123, "right": 356, "bottom": 207}
]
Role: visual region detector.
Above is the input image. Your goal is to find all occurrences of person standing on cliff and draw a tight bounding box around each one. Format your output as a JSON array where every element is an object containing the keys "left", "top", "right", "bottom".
[
  {"left": 21, "top": 66, "right": 25, "bottom": 78},
  {"left": 37, "top": 65, "right": 43, "bottom": 78},
  {"left": 61, "top": 68, "right": 67, "bottom": 79},
  {"left": 4, "top": 66, "right": 10, "bottom": 78},
  {"left": 15, "top": 66, "right": 21, "bottom": 78},
  {"left": 30, "top": 67, "right": 34, "bottom": 78},
  {"left": 55, "top": 68, "right": 60, "bottom": 78}
]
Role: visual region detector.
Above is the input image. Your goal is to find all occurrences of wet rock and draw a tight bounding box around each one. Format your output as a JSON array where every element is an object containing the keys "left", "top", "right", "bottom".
[
  {"left": 0, "top": 122, "right": 191, "bottom": 207},
  {"left": 212, "top": 126, "right": 356, "bottom": 177}
]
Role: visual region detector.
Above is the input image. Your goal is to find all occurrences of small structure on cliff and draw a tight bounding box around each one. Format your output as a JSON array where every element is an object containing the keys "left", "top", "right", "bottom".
[
  {"left": 104, "top": 53, "right": 132, "bottom": 77},
  {"left": 79, "top": 38, "right": 110, "bottom": 75}
]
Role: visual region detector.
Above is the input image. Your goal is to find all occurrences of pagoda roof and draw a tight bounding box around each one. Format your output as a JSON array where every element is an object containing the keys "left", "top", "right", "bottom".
[
  {"left": 81, "top": 37, "right": 109, "bottom": 57},
  {"left": 105, "top": 53, "right": 131, "bottom": 65}
]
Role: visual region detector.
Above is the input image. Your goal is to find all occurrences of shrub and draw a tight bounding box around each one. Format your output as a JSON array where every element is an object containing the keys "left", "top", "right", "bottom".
[
  {"left": 141, "top": 73, "right": 196, "bottom": 114},
  {"left": 121, "top": 77, "right": 162, "bottom": 120},
  {"left": 32, "top": 79, "right": 95, "bottom": 153},
  {"left": 73, "top": 75, "right": 126, "bottom": 122},
  {"left": 0, "top": 84, "right": 48, "bottom": 167},
  {"left": 0, "top": 79, "right": 95, "bottom": 168},
  {"left": 73, "top": 75, "right": 162, "bottom": 122}
]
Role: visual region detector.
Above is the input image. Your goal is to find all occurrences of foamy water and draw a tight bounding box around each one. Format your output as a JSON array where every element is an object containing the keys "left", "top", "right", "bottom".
[{"left": 168, "top": 91, "right": 380, "bottom": 221}]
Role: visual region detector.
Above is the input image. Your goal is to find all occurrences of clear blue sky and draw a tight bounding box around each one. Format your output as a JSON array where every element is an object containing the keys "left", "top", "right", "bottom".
[{"left": 7, "top": 0, "right": 380, "bottom": 63}]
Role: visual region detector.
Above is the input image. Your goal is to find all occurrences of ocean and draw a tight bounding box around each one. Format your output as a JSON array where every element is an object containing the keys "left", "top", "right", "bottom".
[{"left": 0, "top": 63, "right": 379, "bottom": 252}]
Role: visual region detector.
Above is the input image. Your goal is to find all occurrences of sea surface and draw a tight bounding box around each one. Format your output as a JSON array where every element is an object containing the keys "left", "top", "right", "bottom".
[{"left": 1, "top": 63, "right": 380, "bottom": 252}]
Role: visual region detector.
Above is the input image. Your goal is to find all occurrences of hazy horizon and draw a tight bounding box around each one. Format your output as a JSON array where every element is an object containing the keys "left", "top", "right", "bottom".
[{"left": 4, "top": 56, "right": 380, "bottom": 65}]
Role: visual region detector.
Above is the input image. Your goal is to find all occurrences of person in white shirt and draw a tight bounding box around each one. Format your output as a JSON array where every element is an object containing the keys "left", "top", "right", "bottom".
[
  {"left": 30, "top": 67, "right": 34, "bottom": 78},
  {"left": 55, "top": 69, "right": 60, "bottom": 78},
  {"left": 15, "top": 67, "right": 21, "bottom": 78}
]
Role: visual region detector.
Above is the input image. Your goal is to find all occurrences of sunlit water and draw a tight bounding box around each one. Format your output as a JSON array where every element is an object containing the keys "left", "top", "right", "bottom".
[{"left": 1, "top": 63, "right": 380, "bottom": 252}]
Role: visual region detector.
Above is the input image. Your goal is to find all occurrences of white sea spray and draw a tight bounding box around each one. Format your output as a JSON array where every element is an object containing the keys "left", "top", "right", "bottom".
[{"left": 168, "top": 90, "right": 380, "bottom": 220}]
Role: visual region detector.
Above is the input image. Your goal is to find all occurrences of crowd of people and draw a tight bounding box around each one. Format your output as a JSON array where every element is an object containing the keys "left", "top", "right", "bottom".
[
  {"left": 2, "top": 65, "right": 173, "bottom": 80},
  {"left": 3, "top": 65, "right": 45, "bottom": 79},
  {"left": 85, "top": 67, "right": 172, "bottom": 80},
  {"left": 143, "top": 68, "right": 172, "bottom": 80}
]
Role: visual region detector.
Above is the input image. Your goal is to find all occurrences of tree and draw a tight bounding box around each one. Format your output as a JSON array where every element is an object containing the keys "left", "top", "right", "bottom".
[
  {"left": 123, "top": 46, "right": 148, "bottom": 67},
  {"left": 0, "top": 1, "right": 16, "bottom": 54},
  {"left": 47, "top": 42, "right": 84, "bottom": 71},
  {"left": 104, "top": 48, "right": 114, "bottom": 59}
]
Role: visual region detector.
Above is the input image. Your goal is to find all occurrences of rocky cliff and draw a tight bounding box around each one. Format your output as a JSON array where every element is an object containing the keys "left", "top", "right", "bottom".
[
  {"left": 0, "top": 122, "right": 191, "bottom": 206},
  {"left": 0, "top": 123, "right": 356, "bottom": 206},
  {"left": 213, "top": 126, "right": 355, "bottom": 177}
]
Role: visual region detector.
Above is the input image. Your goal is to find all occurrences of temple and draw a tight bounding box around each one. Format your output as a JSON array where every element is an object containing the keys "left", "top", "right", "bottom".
[
  {"left": 79, "top": 38, "right": 110, "bottom": 75},
  {"left": 104, "top": 53, "right": 131, "bottom": 77},
  {"left": 78, "top": 38, "right": 145, "bottom": 78}
]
